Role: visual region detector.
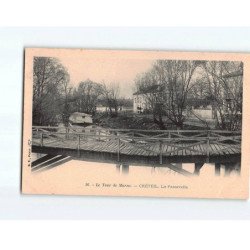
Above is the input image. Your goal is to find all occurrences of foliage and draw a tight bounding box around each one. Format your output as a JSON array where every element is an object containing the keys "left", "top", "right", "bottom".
[
  {"left": 33, "top": 57, "right": 70, "bottom": 125},
  {"left": 72, "top": 79, "right": 103, "bottom": 115},
  {"left": 135, "top": 60, "right": 200, "bottom": 129},
  {"left": 135, "top": 60, "right": 243, "bottom": 130},
  {"left": 101, "top": 83, "right": 120, "bottom": 117}
]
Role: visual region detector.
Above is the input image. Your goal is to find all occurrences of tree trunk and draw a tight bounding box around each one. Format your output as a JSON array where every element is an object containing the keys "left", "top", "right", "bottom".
[{"left": 153, "top": 114, "right": 166, "bottom": 130}]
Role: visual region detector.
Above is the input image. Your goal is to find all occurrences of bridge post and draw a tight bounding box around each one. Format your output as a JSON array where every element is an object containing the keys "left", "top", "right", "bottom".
[
  {"left": 224, "top": 162, "right": 240, "bottom": 176},
  {"left": 194, "top": 162, "right": 204, "bottom": 175},
  {"left": 224, "top": 163, "right": 232, "bottom": 176},
  {"left": 215, "top": 163, "right": 221, "bottom": 176},
  {"left": 117, "top": 137, "right": 120, "bottom": 162},
  {"left": 130, "top": 131, "right": 135, "bottom": 143},
  {"left": 206, "top": 132, "right": 210, "bottom": 163},
  {"left": 116, "top": 164, "right": 121, "bottom": 173},
  {"left": 83, "top": 129, "right": 86, "bottom": 141},
  {"left": 77, "top": 134, "right": 81, "bottom": 152},
  {"left": 121, "top": 163, "right": 129, "bottom": 174},
  {"left": 40, "top": 133, "right": 43, "bottom": 147},
  {"left": 66, "top": 127, "right": 69, "bottom": 139},
  {"left": 98, "top": 130, "right": 101, "bottom": 141},
  {"left": 159, "top": 140, "right": 163, "bottom": 164}
]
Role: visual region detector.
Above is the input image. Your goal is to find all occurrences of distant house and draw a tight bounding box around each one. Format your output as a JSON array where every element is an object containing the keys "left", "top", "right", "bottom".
[
  {"left": 69, "top": 112, "right": 93, "bottom": 125},
  {"left": 96, "top": 105, "right": 108, "bottom": 113},
  {"left": 133, "top": 93, "right": 148, "bottom": 113},
  {"left": 189, "top": 105, "right": 215, "bottom": 120},
  {"left": 133, "top": 85, "right": 161, "bottom": 113},
  {"left": 186, "top": 97, "right": 215, "bottom": 120}
]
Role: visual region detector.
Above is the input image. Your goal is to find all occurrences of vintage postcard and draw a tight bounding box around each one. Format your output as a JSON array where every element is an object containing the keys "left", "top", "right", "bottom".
[{"left": 22, "top": 48, "right": 250, "bottom": 199}]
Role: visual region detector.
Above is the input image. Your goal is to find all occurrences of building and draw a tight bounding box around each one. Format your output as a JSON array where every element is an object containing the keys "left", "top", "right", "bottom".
[
  {"left": 69, "top": 112, "right": 93, "bottom": 125},
  {"left": 133, "top": 93, "right": 148, "bottom": 113},
  {"left": 133, "top": 85, "right": 161, "bottom": 113},
  {"left": 96, "top": 105, "right": 108, "bottom": 113}
]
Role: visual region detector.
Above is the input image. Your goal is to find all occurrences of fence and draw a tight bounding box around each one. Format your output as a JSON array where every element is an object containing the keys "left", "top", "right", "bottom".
[{"left": 32, "top": 126, "right": 241, "bottom": 164}]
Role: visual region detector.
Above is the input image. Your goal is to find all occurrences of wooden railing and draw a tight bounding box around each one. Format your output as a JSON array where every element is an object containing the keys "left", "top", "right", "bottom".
[{"left": 32, "top": 126, "right": 241, "bottom": 164}]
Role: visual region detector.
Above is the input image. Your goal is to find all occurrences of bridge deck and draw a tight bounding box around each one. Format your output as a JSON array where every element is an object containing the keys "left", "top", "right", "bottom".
[
  {"left": 32, "top": 136, "right": 241, "bottom": 159},
  {"left": 31, "top": 127, "right": 241, "bottom": 174},
  {"left": 31, "top": 127, "right": 241, "bottom": 165}
]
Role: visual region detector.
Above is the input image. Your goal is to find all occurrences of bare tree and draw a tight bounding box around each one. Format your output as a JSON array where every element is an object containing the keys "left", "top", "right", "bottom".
[
  {"left": 155, "top": 60, "right": 201, "bottom": 129},
  {"left": 102, "top": 82, "right": 120, "bottom": 117},
  {"left": 202, "top": 61, "right": 243, "bottom": 130},
  {"left": 73, "top": 79, "right": 103, "bottom": 115},
  {"left": 135, "top": 60, "right": 199, "bottom": 129},
  {"left": 33, "top": 57, "right": 70, "bottom": 125},
  {"left": 61, "top": 80, "right": 73, "bottom": 126},
  {"left": 134, "top": 70, "right": 165, "bottom": 128},
  {"left": 189, "top": 77, "right": 210, "bottom": 101}
]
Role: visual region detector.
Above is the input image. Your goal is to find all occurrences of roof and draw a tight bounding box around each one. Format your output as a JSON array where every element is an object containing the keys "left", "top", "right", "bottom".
[
  {"left": 71, "top": 112, "right": 92, "bottom": 116},
  {"left": 187, "top": 97, "right": 212, "bottom": 107},
  {"left": 133, "top": 85, "right": 161, "bottom": 95}
]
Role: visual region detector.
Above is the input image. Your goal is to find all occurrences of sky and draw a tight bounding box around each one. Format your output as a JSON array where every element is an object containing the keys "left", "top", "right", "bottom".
[{"left": 57, "top": 53, "right": 154, "bottom": 98}]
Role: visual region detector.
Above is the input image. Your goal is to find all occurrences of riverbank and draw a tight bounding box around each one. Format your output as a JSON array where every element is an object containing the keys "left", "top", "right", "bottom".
[
  {"left": 92, "top": 113, "right": 209, "bottom": 130},
  {"left": 93, "top": 113, "right": 160, "bottom": 130}
]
